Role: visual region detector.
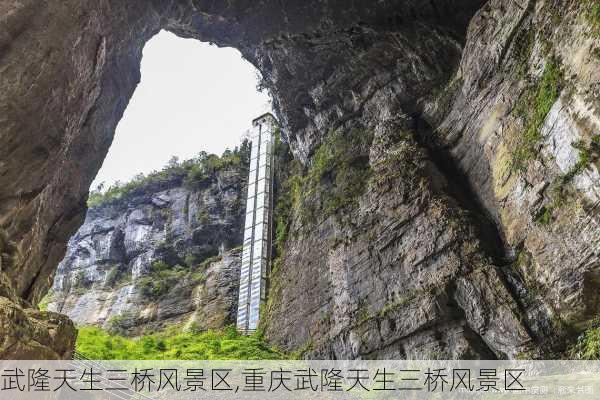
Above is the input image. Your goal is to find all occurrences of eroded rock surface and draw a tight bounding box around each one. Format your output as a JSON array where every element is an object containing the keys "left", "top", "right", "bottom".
[
  {"left": 261, "top": 0, "right": 599, "bottom": 359},
  {"left": 46, "top": 156, "right": 246, "bottom": 335},
  {"left": 1, "top": 0, "right": 598, "bottom": 358}
]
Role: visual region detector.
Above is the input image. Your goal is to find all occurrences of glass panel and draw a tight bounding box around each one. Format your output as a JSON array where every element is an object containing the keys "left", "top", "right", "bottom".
[
  {"left": 252, "top": 241, "right": 263, "bottom": 257},
  {"left": 244, "top": 212, "right": 254, "bottom": 228},
  {"left": 259, "top": 152, "right": 268, "bottom": 165},
  {"left": 258, "top": 240, "right": 269, "bottom": 258},
  {"left": 255, "top": 206, "right": 264, "bottom": 222},
  {"left": 255, "top": 207, "right": 267, "bottom": 224},
  {"left": 252, "top": 258, "right": 263, "bottom": 271},
  {"left": 255, "top": 178, "right": 266, "bottom": 193},
  {"left": 246, "top": 175, "right": 255, "bottom": 190},
  {"left": 247, "top": 177, "right": 257, "bottom": 193},
  {"left": 258, "top": 165, "right": 266, "bottom": 180},
  {"left": 254, "top": 223, "right": 264, "bottom": 240},
  {"left": 255, "top": 195, "right": 265, "bottom": 209},
  {"left": 245, "top": 197, "right": 254, "bottom": 213}
]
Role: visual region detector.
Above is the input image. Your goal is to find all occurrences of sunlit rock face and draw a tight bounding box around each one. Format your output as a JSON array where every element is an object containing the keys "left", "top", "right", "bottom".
[
  {"left": 47, "top": 163, "right": 247, "bottom": 336},
  {"left": 1, "top": 0, "right": 598, "bottom": 359}
]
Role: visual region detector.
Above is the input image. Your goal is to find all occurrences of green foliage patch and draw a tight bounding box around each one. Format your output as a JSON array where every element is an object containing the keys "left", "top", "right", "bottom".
[
  {"left": 38, "top": 291, "right": 53, "bottom": 311},
  {"left": 278, "top": 128, "right": 373, "bottom": 227},
  {"left": 563, "top": 135, "right": 600, "bottom": 182},
  {"left": 511, "top": 59, "right": 563, "bottom": 172},
  {"left": 104, "top": 265, "right": 126, "bottom": 287},
  {"left": 535, "top": 134, "right": 599, "bottom": 225},
  {"left": 534, "top": 206, "right": 553, "bottom": 226},
  {"left": 88, "top": 141, "right": 250, "bottom": 208},
  {"left": 137, "top": 254, "right": 222, "bottom": 301},
  {"left": 570, "top": 317, "right": 600, "bottom": 360},
  {"left": 273, "top": 160, "right": 302, "bottom": 257},
  {"left": 585, "top": 0, "right": 600, "bottom": 37},
  {"left": 196, "top": 208, "right": 210, "bottom": 224},
  {"left": 76, "top": 325, "right": 286, "bottom": 360},
  {"left": 137, "top": 261, "right": 188, "bottom": 300},
  {"left": 106, "top": 311, "right": 138, "bottom": 335}
]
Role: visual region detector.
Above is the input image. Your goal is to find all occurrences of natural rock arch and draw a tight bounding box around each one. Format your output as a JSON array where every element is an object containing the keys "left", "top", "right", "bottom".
[
  {"left": 6, "top": 0, "right": 598, "bottom": 361},
  {"left": 1, "top": 0, "right": 483, "bottom": 357}
]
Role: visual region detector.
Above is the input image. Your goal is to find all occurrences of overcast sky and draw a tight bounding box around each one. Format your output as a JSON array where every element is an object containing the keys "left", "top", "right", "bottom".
[{"left": 91, "top": 30, "right": 271, "bottom": 189}]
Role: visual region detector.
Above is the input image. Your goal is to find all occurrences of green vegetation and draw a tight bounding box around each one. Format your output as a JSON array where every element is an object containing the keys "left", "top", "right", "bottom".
[
  {"left": 562, "top": 135, "right": 600, "bottom": 183},
  {"left": 271, "top": 126, "right": 373, "bottom": 264},
  {"left": 271, "top": 128, "right": 300, "bottom": 257},
  {"left": 275, "top": 128, "right": 373, "bottom": 229},
  {"left": 534, "top": 134, "right": 599, "bottom": 225},
  {"left": 184, "top": 147, "right": 247, "bottom": 188},
  {"left": 354, "top": 298, "right": 373, "bottom": 326},
  {"left": 534, "top": 206, "right": 553, "bottom": 225},
  {"left": 196, "top": 254, "right": 222, "bottom": 269},
  {"left": 196, "top": 208, "right": 210, "bottom": 224},
  {"left": 137, "top": 261, "right": 189, "bottom": 300},
  {"left": 273, "top": 160, "right": 302, "bottom": 257},
  {"left": 378, "top": 295, "right": 415, "bottom": 319},
  {"left": 585, "top": 0, "right": 600, "bottom": 37},
  {"left": 106, "top": 311, "right": 137, "bottom": 335},
  {"left": 307, "top": 128, "right": 373, "bottom": 216},
  {"left": 104, "top": 265, "right": 126, "bottom": 287},
  {"left": 267, "top": 128, "right": 374, "bottom": 333},
  {"left": 290, "top": 339, "right": 314, "bottom": 359},
  {"left": 88, "top": 140, "right": 250, "bottom": 208},
  {"left": 38, "top": 292, "right": 53, "bottom": 311},
  {"left": 515, "top": 350, "right": 537, "bottom": 360},
  {"left": 511, "top": 59, "right": 563, "bottom": 172},
  {"left": 137, "top": 254, "right": 222, "bottom": 300},
  {"left": 76, "top": 325, "right": 286, "bottom": 360},
  {"left": 512, "top": 27, "right": 534, "bottom": 78},
  {"left": 570, "top": 324, "right": 600, "bottom": 360}
]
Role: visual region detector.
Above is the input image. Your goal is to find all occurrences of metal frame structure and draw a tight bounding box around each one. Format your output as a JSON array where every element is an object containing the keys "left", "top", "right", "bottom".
[{"left": 236, "top": 113, "right": 276, "bottom": 334}]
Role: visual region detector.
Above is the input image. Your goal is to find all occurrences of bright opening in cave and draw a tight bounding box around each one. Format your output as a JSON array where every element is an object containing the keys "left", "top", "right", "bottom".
[
  {"left": 92, "top": 30, "right": 271, "bottom": 189},
  {"left": 44, "top": 30, "right": 277, "bottom": 355}
]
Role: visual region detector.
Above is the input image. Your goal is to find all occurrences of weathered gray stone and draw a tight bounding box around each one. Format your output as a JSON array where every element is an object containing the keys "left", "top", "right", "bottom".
[
  {"left": 1, "top": 0, "right": 598, "bottom": 359},
  {"left": 262, "top": 0, "right": 599, "bottom": 360},
  {"left": 47, "top": 165, "right": 246, "bottom": 336}
]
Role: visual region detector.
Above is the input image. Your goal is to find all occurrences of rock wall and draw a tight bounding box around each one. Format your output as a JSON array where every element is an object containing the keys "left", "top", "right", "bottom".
[
  {"left": 1, "top": 0, "right": 598, "bottom": 358},
  {"left": 262, "top": 0, "right": 599, "bottom": 359},
  {"left": 46, "top": 154, "right": 247, "bottom": 335}
]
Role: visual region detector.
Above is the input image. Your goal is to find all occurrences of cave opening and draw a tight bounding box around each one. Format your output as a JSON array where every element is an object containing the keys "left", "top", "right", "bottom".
[
  {"left": 91, "top": 29, "right": 271, "bottom": 191},
  {"left": 44, "top": 29, "right": 272, "bottom": 345}
]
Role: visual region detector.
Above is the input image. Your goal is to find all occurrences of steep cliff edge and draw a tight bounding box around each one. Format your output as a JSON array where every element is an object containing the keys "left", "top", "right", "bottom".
[
  {"left": 46, "top": 147, "right": 249, "bottom": 335},
  {"left": 1, "top": 0, "right": 598, "bottom": 359}
]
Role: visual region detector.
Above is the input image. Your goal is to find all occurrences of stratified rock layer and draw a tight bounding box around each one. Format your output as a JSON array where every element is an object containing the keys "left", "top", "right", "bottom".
[
  {"left": 1, "top": 0, "right": 598, "bottom": 358},
  {"left": 262, "top": 0, "right": 599, "bottom": 359},
  {"left": 47, "top": 158, "right": 246, "bottom": 335}
]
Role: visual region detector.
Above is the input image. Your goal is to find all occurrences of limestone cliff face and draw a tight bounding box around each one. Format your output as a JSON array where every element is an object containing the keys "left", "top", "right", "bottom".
[
  {"left": 1, "top": 0, "right": 598, "bottom": 359},
  {"left": 261, "top": 0, "right": 599, "bottom": 359},
  {"left": 46, "top": 156, "right": 247, "bottom": 335}
]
